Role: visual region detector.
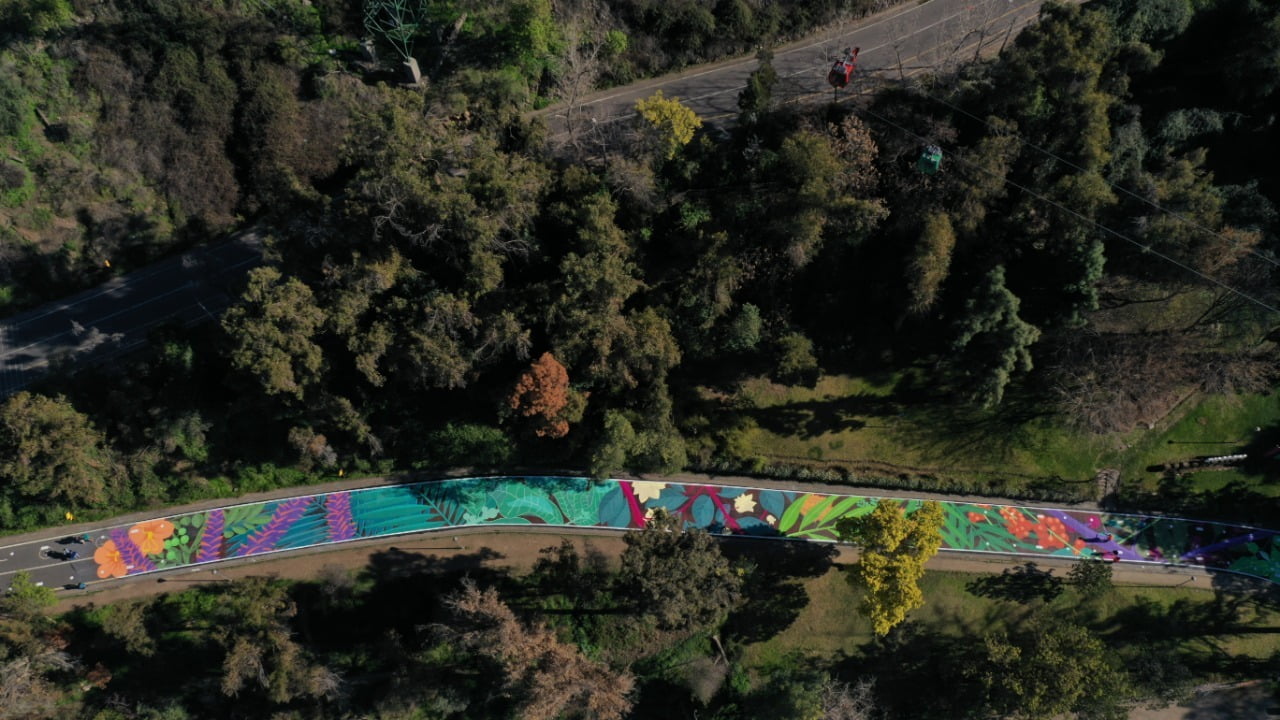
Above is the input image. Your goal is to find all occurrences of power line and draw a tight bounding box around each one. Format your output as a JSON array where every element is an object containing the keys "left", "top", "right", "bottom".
[
  {"left": 897, "top": 79, "right": 1280, "bottom": 270},
  {"left": 854, "top": 104, "right": 1280, "bottom": 316}
]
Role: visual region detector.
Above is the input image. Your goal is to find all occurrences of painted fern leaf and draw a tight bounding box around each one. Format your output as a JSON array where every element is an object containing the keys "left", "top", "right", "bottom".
[
  {"left": 236, "top": 498, "right": 309, "bottom": 557},
  {"left": 324, "top": 493, "right": 357, "bottom": 542},
  {"left": 415, "top": 483, "right": 467, "bottom": 526},
  {"left": 350, "top": 486, "right": 447, "bottom": 536},
  {"left": 195, "top": 509, "right": 225, "bottom": 563},
  {"left": 276, "top": 501, "right": 329, "bottom": 549}
]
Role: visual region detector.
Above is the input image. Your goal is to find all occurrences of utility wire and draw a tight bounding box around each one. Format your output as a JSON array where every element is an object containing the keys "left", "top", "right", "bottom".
[{"left": 854, "top": 103, "right": 1280, "bottom": 316}]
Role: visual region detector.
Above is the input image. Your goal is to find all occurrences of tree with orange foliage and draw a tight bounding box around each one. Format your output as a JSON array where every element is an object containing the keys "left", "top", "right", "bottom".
[{"left": 508, "top": 352, "right": 573, "bottom": 438}]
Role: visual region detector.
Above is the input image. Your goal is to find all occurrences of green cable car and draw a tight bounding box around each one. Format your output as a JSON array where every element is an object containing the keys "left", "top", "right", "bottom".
[{"left": 917, "top": 144, "right": 942, "bottom": 174}]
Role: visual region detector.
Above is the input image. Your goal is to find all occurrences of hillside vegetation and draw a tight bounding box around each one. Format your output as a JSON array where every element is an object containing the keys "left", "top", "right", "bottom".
[{"left": 0, "top": 0, "right": 1278, "bottom": 528}]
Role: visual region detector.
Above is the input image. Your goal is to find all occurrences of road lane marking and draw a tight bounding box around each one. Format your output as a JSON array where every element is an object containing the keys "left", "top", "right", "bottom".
[
  {"left": 549, "top": 0, "right": 1046, "bottom": 136},
  {"left": 573, "top": 0, "right": 939, "bottom": 108},
  {"left": 678, "top": 3, "right": 980, "bottom": 105},
  {"left": 0, "top": 283, "right": 195, "bottom": 361},
  {"left": 635, "top": 0, "right": 1040, "bottom": 124},
  {"left": 5, "top": 240, "right": 260, "bottom": 329}
]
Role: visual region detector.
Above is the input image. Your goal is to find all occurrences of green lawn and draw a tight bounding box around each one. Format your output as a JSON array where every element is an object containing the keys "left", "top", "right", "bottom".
[
  {"left": 740, "top": 567, "right": 1280, "bottom": 672},
  {"left": 726, "top": 373, "right": 1280, "bottom": 498},
  {"left": 1118, "top": 393, "right": 1280, "bottom": 491}
]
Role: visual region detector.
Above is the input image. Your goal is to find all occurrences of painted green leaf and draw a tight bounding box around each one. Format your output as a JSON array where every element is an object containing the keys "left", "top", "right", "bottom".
[
  {"left": 552, "top": 481, "right": 614, "bottom": 526},
  {"left": 222, "top": 504, "right": 274, "bottom": 539},
  {"left": 488, "top": 485, "right": 563, "bottom": 524},
  {"left": 779, "top": 494, "right": 872, "bottom": 539},
  {"left": 777, "top": 494, "right": 817, "bottom": 534}
]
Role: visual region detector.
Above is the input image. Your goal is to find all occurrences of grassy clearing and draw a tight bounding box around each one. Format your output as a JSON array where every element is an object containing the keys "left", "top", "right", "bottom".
[
  {"left": 740, "top": 567, "right": 1280, "bottom": 672},
  {"left": 739, "top": 565, "right": 870, "bottom": 669},
  {"left": 726, "top": 373, "right": 1280, "bottom": 497},
  {"left": 1119, "top": 393, "right": 1280, "bottom": 491}
]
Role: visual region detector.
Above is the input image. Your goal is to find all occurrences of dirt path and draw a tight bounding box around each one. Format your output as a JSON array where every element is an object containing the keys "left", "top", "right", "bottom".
[{"left": 56, "top": 521, "right": 1217, "bottom": 611}]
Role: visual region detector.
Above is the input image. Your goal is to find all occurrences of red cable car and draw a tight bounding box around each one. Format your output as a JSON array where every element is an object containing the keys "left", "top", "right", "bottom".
[{"left": 827, "top": 47, "right": 860, "bottom": 89}]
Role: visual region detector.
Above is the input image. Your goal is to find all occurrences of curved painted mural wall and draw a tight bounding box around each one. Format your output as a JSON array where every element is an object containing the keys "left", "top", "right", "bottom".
[{"left": 91, "top": 476, "right": 1280, "bottom": 584}]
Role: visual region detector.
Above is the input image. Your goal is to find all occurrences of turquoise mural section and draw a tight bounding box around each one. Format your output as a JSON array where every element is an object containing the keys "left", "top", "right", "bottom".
[{"left": 91, "top": 477, "right": 1280, "bottom": 584}]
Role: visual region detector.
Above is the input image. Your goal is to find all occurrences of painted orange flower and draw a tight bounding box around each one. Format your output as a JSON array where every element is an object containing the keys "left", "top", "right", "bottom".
[
  {"left": 128, "top": 519, "right": 174, "bottom": 555},
  {"left": 967, "top": 511, "right": 987, "bottom": 523},
  {"left": 800, "top": 494, "right": 824, "bottom": 515},
  {"left": 94, "top": 540, "right": 128, "bottom": 579}
]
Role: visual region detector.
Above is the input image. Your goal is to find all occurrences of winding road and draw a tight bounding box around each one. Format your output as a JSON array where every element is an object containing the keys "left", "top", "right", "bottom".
[
  {"left": 540, "top": 0, "right": 1053, "bottom": 137},
  {"left": 2, "top": 474, "right": 1276, "bottom": 596},
  {"left": 0, "top": 233, "right": 262, "bottom": 398}
]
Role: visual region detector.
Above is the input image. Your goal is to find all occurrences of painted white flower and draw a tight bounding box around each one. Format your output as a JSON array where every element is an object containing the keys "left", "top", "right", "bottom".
[
  {"left": 631, "top": 481, "right": 667, "bottom": 504},
  {"left": 733, "top": 494, "right": 757, "bottom": 514},
  {"left": 765, "top": 514, "right": 776, "bottom": 524}
]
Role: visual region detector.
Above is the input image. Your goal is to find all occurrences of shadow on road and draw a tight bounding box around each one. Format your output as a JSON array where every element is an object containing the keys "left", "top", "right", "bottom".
[{"left": 366, "top": 545, "right": 506, "bottom": 580}]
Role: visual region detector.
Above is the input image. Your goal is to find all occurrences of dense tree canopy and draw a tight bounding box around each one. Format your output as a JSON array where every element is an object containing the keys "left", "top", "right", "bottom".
[
  {"left": 619, "top": 509, "right": 744, "bottom": 631},
  {"left": 0, "top": 392, "right": 125, "bottom": 510}
]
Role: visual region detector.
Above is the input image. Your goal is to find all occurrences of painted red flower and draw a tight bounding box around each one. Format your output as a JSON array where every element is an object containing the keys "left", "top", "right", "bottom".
[
  {"left": 1034, "top": 516, "right": 1069, "bottom": 550},
  {"left": 1000, "top": 507, "right": 1034, "bottom": 539}
]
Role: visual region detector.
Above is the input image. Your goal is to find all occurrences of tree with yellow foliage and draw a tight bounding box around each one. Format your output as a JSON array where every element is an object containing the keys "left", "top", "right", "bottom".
[
  {"left": 634, "top": 90, "right": 701, "bottom": 160},
  {"left": 837, "top": 500, "right": 944, "bottom": 635}
]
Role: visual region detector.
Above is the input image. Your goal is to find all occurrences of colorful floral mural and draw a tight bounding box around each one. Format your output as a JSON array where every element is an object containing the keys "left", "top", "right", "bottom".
[{"left": 89, "top": 477, "right": 1280, "bottom": 584}]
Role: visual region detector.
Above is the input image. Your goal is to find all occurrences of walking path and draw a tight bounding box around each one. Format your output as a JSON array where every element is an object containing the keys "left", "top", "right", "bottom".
[{"left": 4, "top": 474, "right": 1276, "bottom": 595}]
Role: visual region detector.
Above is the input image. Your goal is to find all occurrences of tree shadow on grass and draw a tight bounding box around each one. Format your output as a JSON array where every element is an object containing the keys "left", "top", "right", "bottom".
[
  {"left": 1098, "top": 594, "right": 1249, "bottom": 647},
  {"left": 719, "top": 539, "right": 838, "bottom": 644},
  {"left": 1210, "top": 571, "right": 1280, "bottom": 610},
  {"left": 1185, "top": 683, "right": 1280, "bottom": 720},
  {"left": 889, "top": 378, "right": 1057, "bottom": 468},
  {"left": 745, "top": 393, "right": 899, "bottom": 439},
  {"left": 965, "top": 562, "right": 1065, "bottom": 604}
]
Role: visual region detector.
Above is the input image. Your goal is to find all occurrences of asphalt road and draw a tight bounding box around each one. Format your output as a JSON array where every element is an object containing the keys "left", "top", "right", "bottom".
[
  {"left": 1, "top": 473, "right": 1258, "bottom": 598},
  {"left": 0, "top": 530, "right": 112, "bottom": 592},
  {"left": 0, "top": 234, "right": 262, "bottom": 398},
  {"left": 540, "top": 0, "right": 1052, "bottom": 138}
]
